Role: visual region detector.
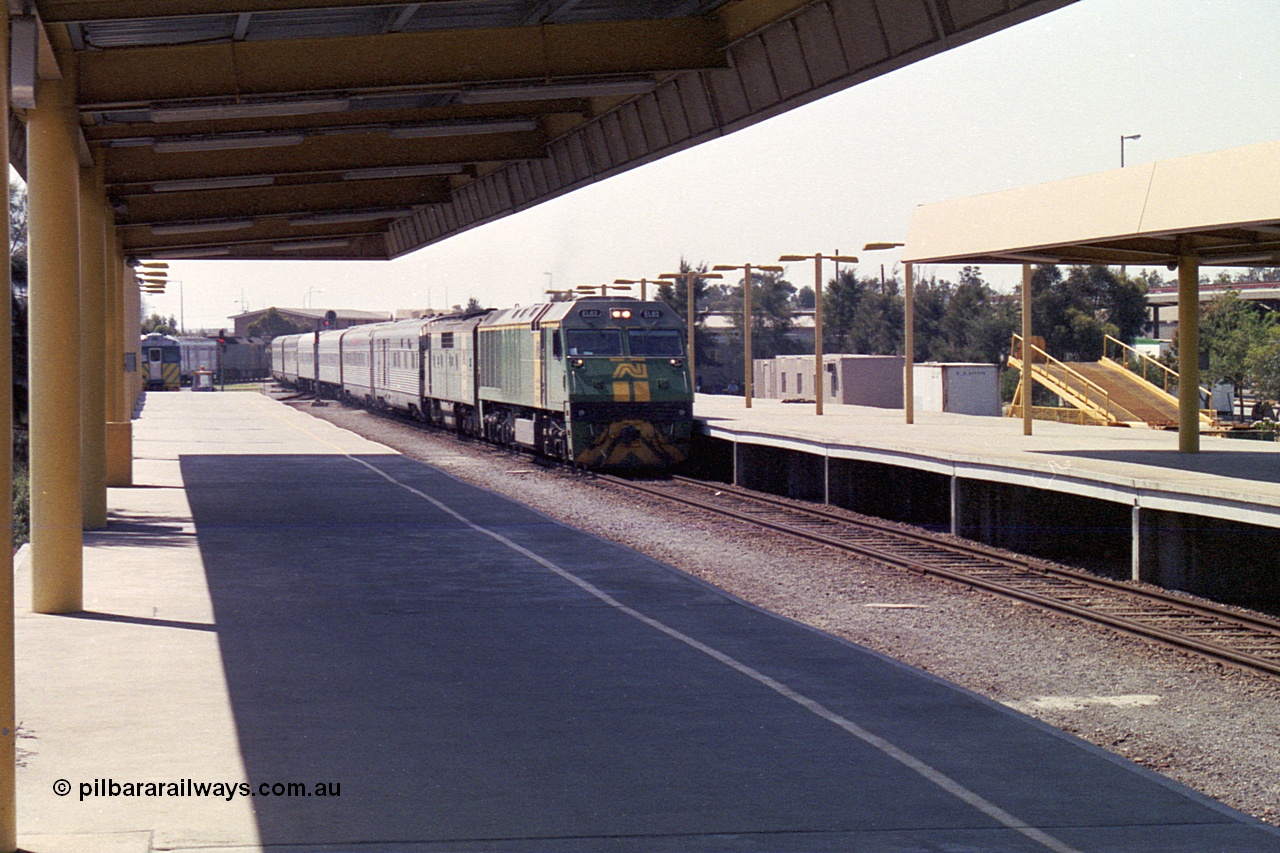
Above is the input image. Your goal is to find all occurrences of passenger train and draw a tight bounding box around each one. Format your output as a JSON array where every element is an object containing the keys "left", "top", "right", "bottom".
[{"left": 271, "top": 297, "right": 694, "bottom": 469}]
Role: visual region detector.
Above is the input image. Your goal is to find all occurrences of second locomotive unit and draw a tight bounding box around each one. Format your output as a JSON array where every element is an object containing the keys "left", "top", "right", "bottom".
[{"left": 272, "top": 296, "right": 694, "bottom": 469}]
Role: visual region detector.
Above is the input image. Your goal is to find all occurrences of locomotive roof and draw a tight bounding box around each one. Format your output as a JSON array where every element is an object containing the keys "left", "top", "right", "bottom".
[{"left": 481, "top": 298, "right": 679, "bottom": 329}]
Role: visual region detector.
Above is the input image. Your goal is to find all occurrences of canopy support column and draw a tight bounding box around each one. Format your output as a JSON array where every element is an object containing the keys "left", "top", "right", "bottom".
[
  {"left": 1177, "top": 254, "right": 1200, "bottom": 453},
  {"left": 28, "top": 70, "right": 84, "bottom": 613},
  {"left": 0, "top": 9, "right": 16, "bottom": 850},
  {"left": 904, "top": 262, "right": 914, "bottom": 424},
  {"left": 1022, "top": 264, "right": 1033, "bottom": 436},
  {"left": 80, "top": 163, "right": 108, "bottom": 529}
]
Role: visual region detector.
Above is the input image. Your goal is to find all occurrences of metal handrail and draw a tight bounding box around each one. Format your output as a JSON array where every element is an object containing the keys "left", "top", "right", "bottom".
[
  {"left": 1010, "top": 335, "right": 1113, "bottom": 422},
  {"left": 1102, "top": 334, "right": 1213, "bottom": 408}
]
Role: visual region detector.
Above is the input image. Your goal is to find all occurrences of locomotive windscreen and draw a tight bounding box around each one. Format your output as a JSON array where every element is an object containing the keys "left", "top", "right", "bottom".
[
  {"left": 566, "top": 329, "right": 622, "bottom": 357},
  {"left": 627, "top": 329, "right": 683, "bottom": 357}
]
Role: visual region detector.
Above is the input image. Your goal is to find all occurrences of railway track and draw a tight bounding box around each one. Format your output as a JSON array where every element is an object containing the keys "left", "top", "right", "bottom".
[{"left": 600, "top": 474, "right": 1280, "bottom": 680}]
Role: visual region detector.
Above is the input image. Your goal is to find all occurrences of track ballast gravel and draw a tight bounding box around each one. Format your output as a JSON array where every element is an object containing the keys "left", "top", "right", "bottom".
[{"left": 288, "top": 396, "right": 1280, "bottom": 826}]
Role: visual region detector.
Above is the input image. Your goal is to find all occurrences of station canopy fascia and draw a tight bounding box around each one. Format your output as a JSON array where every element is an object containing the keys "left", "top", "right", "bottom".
[
  {"left": 901, "top": 139, "right": 1280, "bottom": 270},
  {"left": 14, "top": 0, "right": 1078, "bottom": 262}
]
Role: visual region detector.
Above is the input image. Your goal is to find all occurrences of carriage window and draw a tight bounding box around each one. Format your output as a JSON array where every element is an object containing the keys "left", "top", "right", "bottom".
[
  {"left": 565, "top": 329, "right": 622, "bottom": 356},
  {"left": 627, "top": 329, "right": 683, "bottom": 357}
]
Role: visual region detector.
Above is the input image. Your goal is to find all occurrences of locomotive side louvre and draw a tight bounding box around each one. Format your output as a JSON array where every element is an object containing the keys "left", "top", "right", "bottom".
[
  {"left": 422, "top": 311, "right": 488, "bottom": 432},
  {"left": 476, "top": 304, "right": 556, "bottom": 451}
]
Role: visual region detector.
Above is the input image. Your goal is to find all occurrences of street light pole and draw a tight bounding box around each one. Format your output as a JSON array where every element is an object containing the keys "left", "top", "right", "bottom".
[
  {"left": 713, "top": 263, "right": 783, "bottom": 409},
  {"left": 1120, "top": 133, "right": 1141, "bottom": 168},
  {"left": 780, "top": 252, "right": 858, "bottom": 415},
  {"left": 660, "top": 270, "right": 722, "bottom": 395},
  {"left": 613, "top": 278, "right": 655, "bottom": 301}
]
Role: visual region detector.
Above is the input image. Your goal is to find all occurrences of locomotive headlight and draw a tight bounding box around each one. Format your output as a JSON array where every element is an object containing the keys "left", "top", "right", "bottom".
[
  {"left": 669, "top": 358, "right": 684, "bottom": 367},
  {"left": 610, "top": 309, "right": 632, "bottom": 319},
  {"left": 571, "top": 358, "right": 585, "bottom": 368}
]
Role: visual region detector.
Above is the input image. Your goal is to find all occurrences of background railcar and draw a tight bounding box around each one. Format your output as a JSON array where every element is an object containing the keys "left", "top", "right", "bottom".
[{"left": 141, "top": 333, "right": 182, "bottom": 391}]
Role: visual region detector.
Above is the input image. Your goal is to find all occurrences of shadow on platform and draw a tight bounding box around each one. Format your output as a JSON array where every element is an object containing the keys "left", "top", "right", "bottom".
[{"left": 176, "top": 451, "right": 1280, "bottom": 852}]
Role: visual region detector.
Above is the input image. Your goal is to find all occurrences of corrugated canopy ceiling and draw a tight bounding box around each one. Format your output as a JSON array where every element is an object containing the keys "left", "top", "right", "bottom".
[{"left": 20, "top": 0, "right": 1080, "bottom": 262}]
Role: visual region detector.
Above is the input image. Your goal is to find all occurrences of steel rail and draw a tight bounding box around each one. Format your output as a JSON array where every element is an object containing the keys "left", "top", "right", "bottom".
[{"left": 599, "top": 474, "right": 1280, "bottom": 679}]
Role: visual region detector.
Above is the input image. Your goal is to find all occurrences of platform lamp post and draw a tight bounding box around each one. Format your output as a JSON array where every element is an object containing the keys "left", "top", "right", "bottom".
[
  {"left": 712, "top": 263, "right": 784, "bottom": 408},
  {"left": 780, "top": 252, "right": 858, "bottom": 416},
  {"left": 863, "top": 243, "right": 907, "bottom": 420},
  {"left": 613, "top": 278, "right": 656, "bottom": 301},
  {"left": 659, "top": 270, "right": 722, "bottom": 396}
]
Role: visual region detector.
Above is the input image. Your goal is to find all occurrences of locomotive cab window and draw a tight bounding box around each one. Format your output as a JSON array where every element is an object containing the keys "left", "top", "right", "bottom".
[
  {"left": 565, "top": 329, "right": 622, "bottom": 356},
  {"left": 627, "top": 329, "right": 683, "bottom": 357}
]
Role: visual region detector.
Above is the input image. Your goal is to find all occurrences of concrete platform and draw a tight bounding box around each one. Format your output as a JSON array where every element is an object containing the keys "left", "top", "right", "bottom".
[
  {"left": 694, "top": 395, "right": 1280, "bottom": 604},
  {"left": 694, "top": 394, "right": 1280, "bottom": 522},
  {"left": 15, "top": 392, "right": 1280, "bottom": 851}
]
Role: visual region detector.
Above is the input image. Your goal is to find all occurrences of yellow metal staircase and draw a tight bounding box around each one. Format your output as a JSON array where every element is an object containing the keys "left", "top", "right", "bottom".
[{"left": 1007, "top": 335, "right": 1215, "bottom": 427}]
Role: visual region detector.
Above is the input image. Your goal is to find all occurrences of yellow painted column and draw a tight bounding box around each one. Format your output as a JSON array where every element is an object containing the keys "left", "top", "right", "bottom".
[
  {"left": 80, "top": 163, "right": 108, "bottom": 528},
  {"left": 28, "top": 70, "right": 85, "bottom": 613},
  {"left": 0, "top": 10, "right": 17, "bottom": 849},
  {"left": 743, "top": 264, "right": 753, "bottom": 409},
  {"left": 105, "top": 235, "right": 132, "bottom": 486},
  {"left": 1177, "top": 254, "right": 1200, "bottom": 453},
  {"left": 904, "top": 262, "right": 914, "bottom": 424},
  {"left": 1022, "top": 264, "right": 1033, "bottom": 436},
  {"left": 813, "top": 258, "right": 824, "bottom": 416}
]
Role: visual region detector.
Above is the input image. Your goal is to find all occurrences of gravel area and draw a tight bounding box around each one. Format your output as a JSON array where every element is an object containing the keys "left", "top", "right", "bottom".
[{"left": 288, "top": 394, "right": 1280, "bottom": 827}]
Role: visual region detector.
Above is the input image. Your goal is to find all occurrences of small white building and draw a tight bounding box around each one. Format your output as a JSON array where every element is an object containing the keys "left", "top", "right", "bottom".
[
  {"left": 753, "top": 354, "right": 903, "bottom": 408},
  {"left": 913, "top": 363, "right": 1000, "bottom": 416}
]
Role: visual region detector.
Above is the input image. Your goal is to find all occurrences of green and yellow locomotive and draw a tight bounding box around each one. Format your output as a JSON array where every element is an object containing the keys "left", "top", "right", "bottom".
[{"left": 474, "top": 297, "right": 693, "bottom": 468}]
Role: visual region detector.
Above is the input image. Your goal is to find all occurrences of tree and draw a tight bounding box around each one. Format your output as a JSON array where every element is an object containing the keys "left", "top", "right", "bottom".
[
  {"left": 728, "top": 269, "right": 797, "bottom": 359},
  {"left": 1247, "top": 327, "right": 1280, "bottom": 411},
  {"left": 654, "top": 260, "right": 719, "bottom": 373},
  {"left": 1201, "top": 290, "right": 1273, "bottom": 416},
  {"left": 246, "top": 307, "right": 302, "bottom": 340},
  {"left": 141, "top": 312, "right": 179, "bottom": 336}
]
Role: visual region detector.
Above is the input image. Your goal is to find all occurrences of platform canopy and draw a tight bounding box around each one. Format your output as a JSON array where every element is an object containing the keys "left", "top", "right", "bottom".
[
  {"left": 902, "top": 139, "right": 1280, "bottom": 269},
  {"left": 14, "top": 0, "right": 1078, "bottom": 262}
]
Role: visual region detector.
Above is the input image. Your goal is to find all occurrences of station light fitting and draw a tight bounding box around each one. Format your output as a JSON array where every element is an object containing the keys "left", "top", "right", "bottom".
[
  {"left": 151, "top": 175, "right": 276, "bottom": 193},
  {"left": 152, "top": 133, "right": 306, "bottom": 153},
  {"left": 152, "top": 247, "right": 234, "bottom": 259},
  {"left": 340, "top": 164, "right": 466, "bottom": 181},
  {"left": 387, "top": 118, "right": 538, "bottom": 139},
  {"left": 151, "top": 219, "right": 255, "bottom": 236},
  {"left": 456, "top": 77, "right": 657, "bottom": 104},
  {"left": 150, "top": 98, "right": 352, "bottom": 123},
  {"left": 287, "top": 209, "right": 417, "bottom": 226},
  {"left": 270, "top": 239, "right": 351, "bottom": 253}
]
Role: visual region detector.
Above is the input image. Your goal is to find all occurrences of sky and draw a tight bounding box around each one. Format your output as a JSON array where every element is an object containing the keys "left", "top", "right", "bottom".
[{"left": 142, "top": 0, "right": 1280, "bottom": 332}]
